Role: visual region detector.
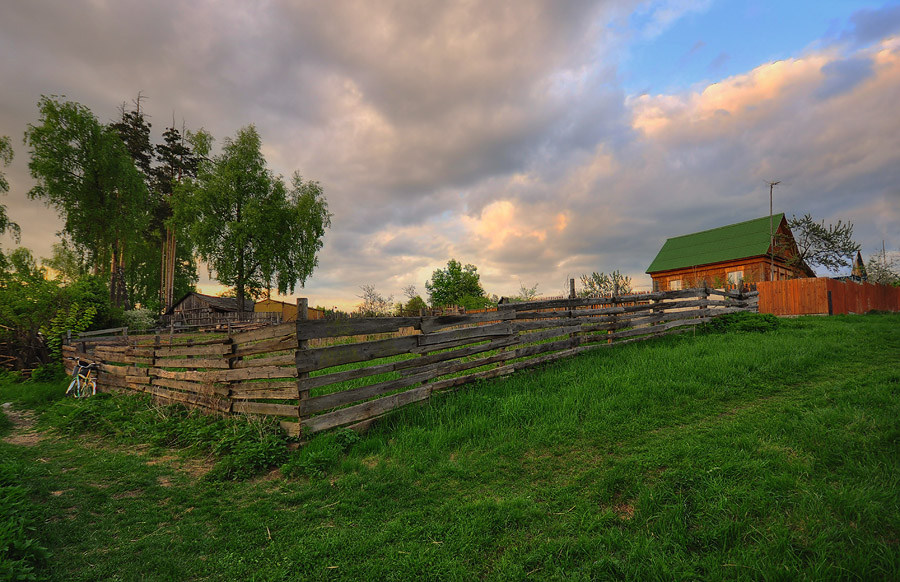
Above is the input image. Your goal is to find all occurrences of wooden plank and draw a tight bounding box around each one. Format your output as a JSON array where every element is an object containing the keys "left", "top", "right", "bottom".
[
  {"left": 301, "top": 384, "right": 432, "bottom": 434},
  {"left": 148, "top": 386, "right": 231, "bottom": 413},
  {"left": 154, "top": 344, "right": 233, "bottom": 357},
  {"left": 125, "top": 375, "right": 151, "bottom": 385},
  {"left": 296, "top": 317, "right": 423, "bottom": 341},
  {"left": 516, "top": 326, "right": 581, "bottom": 344},
  {"left": 229, "top": 380, "right": 298, "bottom": 393},
  {"left": 302, "top": 370, "right": 434, "bottom": 415},
  {"left": 151, "top": 368, "right": 219, "bottom": 383},
  {"left": 93, "top": 351, "right": 154, "bottom": 365},
  {"left": 88, "top": 345, "right": 154, "bottom": 356},
  {"left": 213, "top": 366, "right": 299, "bottom": 382},
  {"left": 230, "top": 385, "right": 298, "bottom": 400},
  {"left": 511, "top": 318, "right": 590, "bottom": 332},
  {"left": 78, "top": 326, "right": 128, "bottom": 338},
  {"left": 100, "top": 364, "right": 146, "bottom": 376},
  {"left": 232, "top": 353, "right": 295, "bottom": 369},
  {"left": 152, "top": 377, "right": 228, "bottom": 396},
  {"left": 279, "top": 421, "right": 301, "bottom": 438},
  {"left": 295, "top": 336, "right": 419, "bottom": 373},
  {"left": 232, "top": 335, "right": 298, "bottom": 357},
  {"left": 301, "top": 359, "right": 406, "bottom": 392},
  {"left": 416, "top": 323, "right": 512, "bottom": 347},
  {"left": 230, "top": 321, "right": 297, "bottom": 345},
  {"left": 152, "top": 358, "right": 231, "bottom": 369},
  {"left": 233, "top": 401, "right": 298, "bottom": 417},
  {"left": 418, "top": 310, "right": 514, "bottom": 333}
]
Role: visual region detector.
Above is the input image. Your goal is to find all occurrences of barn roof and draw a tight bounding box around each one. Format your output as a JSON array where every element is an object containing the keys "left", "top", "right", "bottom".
[
  {"left": 165, "top": 292, "right": 255, "bottom": 315},
  {"left": 647, "top": 214, "right": 785, "bottom": 274}
]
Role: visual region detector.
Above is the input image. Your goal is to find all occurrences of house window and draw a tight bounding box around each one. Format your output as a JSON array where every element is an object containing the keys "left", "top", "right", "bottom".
[
  {"left": 669, "top": 279, "right": 682, "bottom": 290},
  {"left": 726, "top": 270, "right": 744, "bottom": 286}
]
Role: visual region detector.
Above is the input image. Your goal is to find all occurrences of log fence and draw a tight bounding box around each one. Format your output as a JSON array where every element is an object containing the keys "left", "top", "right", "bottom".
[{"left": 64, "top": 287, "right": 757, "bottom": 438}]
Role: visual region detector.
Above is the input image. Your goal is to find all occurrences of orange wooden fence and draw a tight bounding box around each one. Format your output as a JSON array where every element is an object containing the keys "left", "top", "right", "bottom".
[{"left": 758, "top": 278, "right": 900, "bottom": 316}]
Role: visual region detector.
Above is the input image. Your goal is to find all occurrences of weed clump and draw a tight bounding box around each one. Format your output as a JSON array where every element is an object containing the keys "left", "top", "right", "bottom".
[
  {"left": 281, "top": 429, "right": 361, "bottom": 478},
  {"left": 704, "top": 312, "right": 780, "bottom": 334}
]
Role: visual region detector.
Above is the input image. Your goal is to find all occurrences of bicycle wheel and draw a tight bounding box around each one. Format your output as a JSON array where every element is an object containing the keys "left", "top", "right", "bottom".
[{"left": 66, "top": 377, "right": 79, "bottom": 397}]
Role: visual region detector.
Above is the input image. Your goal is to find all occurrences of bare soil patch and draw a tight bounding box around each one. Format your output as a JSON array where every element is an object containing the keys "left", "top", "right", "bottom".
[{"left": 2, "top": 404, "right": 44, "bottom": 446}]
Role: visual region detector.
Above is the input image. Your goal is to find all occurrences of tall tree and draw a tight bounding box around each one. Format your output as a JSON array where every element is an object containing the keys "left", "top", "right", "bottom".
[
  {"left": 153, "top": 123, "right": 200, "bottom": 311},
  {"left": 0, "top": 136, "right": 19, "bottom": 244},
  {"left": 426, "top": 259, "right": 490, "bottom": 308},
  {"left": 25, "top": 96, "right": 149, "bottom": 308},
  {"left": 184, "top": 125, "right": 331, "bottom": 311},
  {"left": 786, "top": 214, "right": 860, "bottom": 273}
]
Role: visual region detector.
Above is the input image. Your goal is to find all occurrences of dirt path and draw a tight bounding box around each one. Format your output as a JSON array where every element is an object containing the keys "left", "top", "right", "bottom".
[{"left": 2, "top": 403, "right": 43, "bottom": 446}]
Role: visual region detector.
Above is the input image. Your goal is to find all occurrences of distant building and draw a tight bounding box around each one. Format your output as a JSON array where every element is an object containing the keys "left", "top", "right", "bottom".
[
  {"left": 163, "top": 292, "right": 256, "bottom": 326},
  {"left": 646, "top": 214, "right": 814, "bottom": 291},
  {"left": 254, "top": 298, "right": 325, "bottom": 321}
]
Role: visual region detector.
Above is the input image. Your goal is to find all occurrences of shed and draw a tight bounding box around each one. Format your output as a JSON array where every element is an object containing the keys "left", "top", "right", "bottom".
[
  {"left": 646, "top": 214, "right": 814, "bottom": 291},
  {"left": 164, "top": 292, "right": 256, "bottom": 326}
]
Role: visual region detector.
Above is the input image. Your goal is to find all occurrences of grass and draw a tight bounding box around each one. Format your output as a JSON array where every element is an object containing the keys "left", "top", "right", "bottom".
[{"left": 1, "top": 313, "right": 898, "bottom": 580}]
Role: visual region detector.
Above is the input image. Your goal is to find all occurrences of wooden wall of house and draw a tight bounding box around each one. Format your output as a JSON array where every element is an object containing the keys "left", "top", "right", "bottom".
[{"left": 651, "top": 257, "right": 804, "bottom": 291}]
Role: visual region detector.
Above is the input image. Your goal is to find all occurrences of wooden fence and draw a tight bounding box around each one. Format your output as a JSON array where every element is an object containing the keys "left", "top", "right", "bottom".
[
  {"left": 64, "top": 287, "right": 757, "bottom": 438},
  {"left": 758, "top": 278, "right": 900, "bottom": 315}
]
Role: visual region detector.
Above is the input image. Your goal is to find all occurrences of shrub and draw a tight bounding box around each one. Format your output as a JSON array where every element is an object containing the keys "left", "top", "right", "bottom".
[
  {"left": 28, "top": 363, "right": 64, "bottom": 384},
  {"left": 704, "top": 312, "right": 780, "bottom": 334}
]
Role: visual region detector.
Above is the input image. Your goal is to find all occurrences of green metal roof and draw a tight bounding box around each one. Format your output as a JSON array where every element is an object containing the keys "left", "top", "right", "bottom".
[{"left": 646, "top": 214, "right": 783, "bottom": 273}]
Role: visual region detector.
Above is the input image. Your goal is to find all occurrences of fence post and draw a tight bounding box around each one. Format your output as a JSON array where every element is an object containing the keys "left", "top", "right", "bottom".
[
  {"left": 569, "top": 278, "right": 576, "bottom": 299},
  {"left": 296, "top": 298, "right": 309, "bottom": 436}
]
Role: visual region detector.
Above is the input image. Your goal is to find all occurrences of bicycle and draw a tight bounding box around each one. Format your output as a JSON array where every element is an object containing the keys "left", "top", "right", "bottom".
[{"left": 66, "top": 359, "right": 100, "bottom": 398}]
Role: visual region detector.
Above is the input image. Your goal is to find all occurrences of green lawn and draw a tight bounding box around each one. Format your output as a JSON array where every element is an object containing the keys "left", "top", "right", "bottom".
[{"left": 1, "top": 314, "right": 898, "bottom": 580}]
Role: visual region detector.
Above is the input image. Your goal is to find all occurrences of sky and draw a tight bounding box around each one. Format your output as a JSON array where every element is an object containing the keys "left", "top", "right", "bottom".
[{"left": 1, "top": 0, "right": 899, "bottom": 310}]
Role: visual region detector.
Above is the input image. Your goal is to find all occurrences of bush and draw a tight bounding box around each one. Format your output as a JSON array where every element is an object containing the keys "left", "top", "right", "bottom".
[
  {"left": 121, "top": 308, "right": 158, "bottom": 332},
  {"left": 28, "top": 363, "right": 64, "bottom": 384},
  {"left": 704, "top": 312, "right": 780, "bottom": 334}
]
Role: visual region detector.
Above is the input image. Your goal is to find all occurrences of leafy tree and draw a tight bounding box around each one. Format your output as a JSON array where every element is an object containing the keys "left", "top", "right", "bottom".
[
  {"left": 404, "top": 295, "right": 428, "bottom": 315},
  {"left": 787, "top": 214, "right": 860, "bottom": 272},
  {"left": 24, "top": 96, "right": 149, "bottom": 308},
  {"left": 0, "top": 248, "right": 109, "bottom": 369},
  {"left": 183, "top": 125, "right": 331, "bottom": 310},
  {"left": 0, "top": 136, "right": 20, "bottom": 245},
  {"left": 41, "top": 241, "right": 87, "bottom": 283},
  {"left": 578, "top": 270, "right": 632, "bottom": 297},
  {"left": 867, "top": 250, "right": 899, "bottom": 286},
  {"left": 426, "top": 259, "right": 489, "bottom": 308},
  {"left": 356, "top": 284, "right": 393, "bottom": 317}
]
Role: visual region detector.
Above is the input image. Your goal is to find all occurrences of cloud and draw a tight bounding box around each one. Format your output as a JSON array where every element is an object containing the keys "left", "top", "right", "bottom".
[
  {"left": 817, "top": 57, "right": 874, "bottom": 99},
  {"left": 844, "top": 3, "right": 900, "bottom": 45}
]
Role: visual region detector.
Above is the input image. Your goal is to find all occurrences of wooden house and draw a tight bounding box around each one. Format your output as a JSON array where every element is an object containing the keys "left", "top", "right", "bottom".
[
  {"left": 646, "top": 214, "right": 814, "bottom": 291},
  {"left": 163, "top": 293, "right": 257, "bottom": 326}
]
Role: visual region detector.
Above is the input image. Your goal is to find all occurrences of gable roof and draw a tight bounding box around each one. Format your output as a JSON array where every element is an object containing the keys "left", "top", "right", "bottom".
[
  {"left": 165, "top": 292, "right": 255, "bottom": 315},
  {"left": 647, "top": 214, "right": 784, "bottom": 274}
]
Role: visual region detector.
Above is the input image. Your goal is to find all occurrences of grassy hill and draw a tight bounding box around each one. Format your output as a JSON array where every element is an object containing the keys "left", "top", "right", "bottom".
[{"left": 2, "top": 314, "right": 898, "bottom": 580}]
